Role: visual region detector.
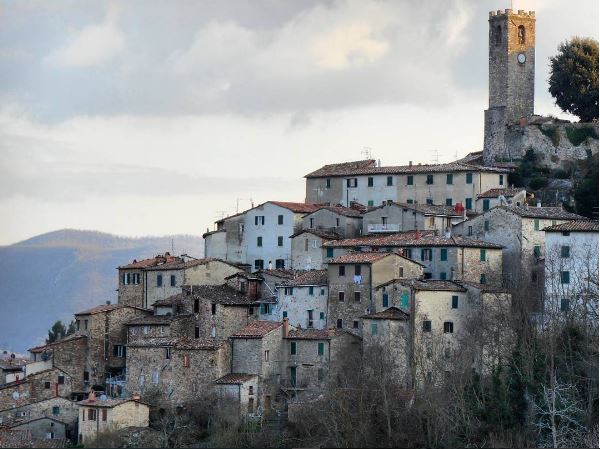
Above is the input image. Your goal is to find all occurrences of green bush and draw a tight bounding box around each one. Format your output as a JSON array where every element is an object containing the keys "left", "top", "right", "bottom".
[
  {"left": 565, "top": 126, "right": 598, "bottom": 146},
  {"left": 538, "top": 126, "right": 561, "bottom": 147},
  {"left": 553, "top": 169, "right": 570, "bottom": 179},
  {"left": 529, "top": 176, "right": 548, "bottom": 190}
]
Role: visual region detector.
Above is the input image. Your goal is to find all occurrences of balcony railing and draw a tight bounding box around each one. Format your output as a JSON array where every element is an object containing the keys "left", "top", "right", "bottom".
[{"left": 368, "top": 224, "right": 400, "bottom": 233}]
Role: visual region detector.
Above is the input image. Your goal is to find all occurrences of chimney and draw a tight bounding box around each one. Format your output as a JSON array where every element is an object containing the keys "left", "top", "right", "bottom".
[
  {"left": 283, "top": 317, "right": 289, "bottom": 338},
  {"left": 408, "top": 161, "right": 413, "bottom": 167},
  {"left": 87, "top": 390, "right": 96, "bottom": 403},
  {"left": 536, "top": 201, "right": 542, "bottom": 208},
  {"left": 105, "top": 300, "right": 111, "bottom": 305},
  {"left": 268, "top": 261, "right": 273, "bottom": 270},
  {"left": 132, "top": 393, "right": 141, "bottom": 402}
]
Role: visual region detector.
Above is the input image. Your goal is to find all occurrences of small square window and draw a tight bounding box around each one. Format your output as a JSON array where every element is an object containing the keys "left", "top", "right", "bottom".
[
  {"left": 339, "top": 266, "right": 345, "bottom": 276},
  {"left": 353, "top": 320, "right": 359, "bottom": 329},
  {"left": 338, "top": 291, "right": 345, "bottom": 302},
  {"left": 561, "top": 246, "right": 570, "bottom": 258},
  {"left": 386, "top": 176, "right": 393, "bottom": 186},
  {"left": 446, "top": 198, "right": 453, "bottom": 206},
  {"left": 443, "top": 321, "right": 454, "bottom": 333},
  {"left": 446, "top": 174, "right": 453, "bottom": 185},
  {"left": 561, "top": 271, "right": 570, "bottom": 284},
  {"left": 426, "top": 175, "right": 434, "bottom": 185},
  {"left": 354, "top": 291, "right": 361, "bottom": 302},
  {"left": 422, "top": 320, "right": 432, "bottom": 332},
  {"left": 336, "top": 319, "right": 343, "bottom": 329},
  {"left": 407, "top": 175, "right": 414, "bottom": 185},
  {"left": 44, "top": 382, "right": 51, "bottom": 389},
  {"left": 326, "top": 248, "right": 334, "bottom": 258},
  {"left": 368, "top": 177, "right": 374, "bottom": 187}
]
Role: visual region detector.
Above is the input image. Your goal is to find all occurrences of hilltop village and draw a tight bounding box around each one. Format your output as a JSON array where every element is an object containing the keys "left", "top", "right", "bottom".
[{"left": 0, "top": 8, "right": 598, "bottom": 449}]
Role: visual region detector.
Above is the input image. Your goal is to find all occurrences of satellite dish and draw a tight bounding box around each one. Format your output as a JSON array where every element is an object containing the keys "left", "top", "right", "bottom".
[
  {"left": 10, "top": 354, "right": 15, "bottom": 359},
  {"left": 99, "top": 394, "right": 108, "bottom": 401},
  {"left": 12, "top": 392, "right": 19, "bottom": 400}
]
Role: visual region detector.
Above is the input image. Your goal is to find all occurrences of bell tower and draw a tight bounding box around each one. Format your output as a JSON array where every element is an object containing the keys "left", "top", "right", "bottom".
[{"left": 484, "top": 9, "right": 536, "bottom": 165}]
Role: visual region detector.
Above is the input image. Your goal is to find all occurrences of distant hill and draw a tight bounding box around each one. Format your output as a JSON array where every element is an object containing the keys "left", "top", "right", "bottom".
[{"left": 0, "top": 229, "right": 203, "bottom": 353}]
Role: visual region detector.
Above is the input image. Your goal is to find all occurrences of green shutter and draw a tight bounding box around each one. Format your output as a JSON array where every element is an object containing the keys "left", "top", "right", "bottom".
[
  {"left": 318, "top": 342, "right": 324, "bottom": 355},
  {"left": 401, "top": 291, "right": 409, "bottom": 308},
  {"left": 440, "top": 248, "right": 447, "bottom": 261},
  {"left": 480, "top": 249, "right": 486, "bottom": 261},
  {"left": 371, "top": 323, "right": 378, "bottom": 335},
  {"left": 290, "top": 341, "right": 297, "bottom": 355}
]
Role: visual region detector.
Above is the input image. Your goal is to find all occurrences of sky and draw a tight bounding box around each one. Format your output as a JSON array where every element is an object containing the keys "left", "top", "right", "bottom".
[{"left": 0, "top": 0, "right": 597, "bottom": 245}]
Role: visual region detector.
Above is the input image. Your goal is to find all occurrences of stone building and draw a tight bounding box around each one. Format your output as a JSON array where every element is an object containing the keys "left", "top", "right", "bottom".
[
  {"left": 125, "top": 338, "right": 229, "bottom": 405},
  {"left": 475, "top": 187, "right": 531, "bottom": 212},
  {"left": 290, "top": 229, "right": 341, "bottom": 270},
  {"left": 327, "top": 252, "right": 424, "bottom": 335},
  {"left": 304, "top": 160, "right": 510, "bottom": 209},
  {"left": 300, "top": 206, "right": 363, "bottom": 238},
  {"left": 4, "top": 416, "right": 70, "bottom": 442},
  {"left": 452, "top": 205, "right": 584, "bottom": 302},
  {"left": 125, "top": 314, "right": 195, "bottom": 343},
  {"left": 203, "top": 211, "right": 247, "bottom": 265},
  {"left": 0, "top": 359, "right": 26, "bottom": 385},
  {"left": 74, "top": 304, "right": 151, "bottom": 386},
  {"left": 0, "top": 368, "right": 76, "bottom": 411},
  {"left": 362, "top": 202, "right": 464, "bottom": 234},
  {"left": 214, "top": 373, "right": 258, "bottom": 416},
  {"left": 77, "top": 395, "right": 149, "bottom": 445},
  {"left": 323, "top": 231, "right": 504, "bottom": 286},
  {"left": 543, "top": 221, "right": 599, "bottom": 319},
  {"left": 0, "top": 397, "right": 78, "bottom": 431},
  {"left": 272, "top": 270, "right": 329, "bottom": 330},
  {"left": 361, "top": 307, "right": 411, "bottom": 386}
]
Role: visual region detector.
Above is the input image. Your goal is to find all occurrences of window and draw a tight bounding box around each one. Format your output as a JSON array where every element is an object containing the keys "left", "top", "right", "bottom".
[
  {"left": 254, "top": 215, "right": 265, "bottom": 225},
  {"left": 319, "top": 311, "right": 325, "bottom": 320},
  {"left": 368, "top": 177, "right": 374, "bottom": 187},
  {"left": 440, "top": 272, "right": 447, "bottom": 280},
  {"left": 254, "top": 259, "right": 264, "bottom": 270},
  {"left": 170, "top": 275, "right": 176, "bottom": 287},
  {"left": 308, "top": 286, "right": 314, "bottom": 295},
  {"left": 468, "top": 226, "right": 473, "bottom": 236},
  {"left": 386, "top": 176, "right": 393, "bottom": 186},
  {"left": 113, "top": 345, "right": 125, "bottom": 358},
  {"left": 483, "top": 199, "right": 490, "bottom": 211},
  {"left": 480, "top": 273, "right": 487, "bottom": 284},
  {"left": 290, "top": 342, "right": 297, "bottom": 355},
  {"left": 403, "top": 248, "right": 412, "bottom": 258},
  {"left": 560, "top": 297, "right": 569, "bottom": 311},
  {"left": 484, "top": 220, "right": 490, "bottom": 232},
  {"left": 326, "top": 248, "right": 334, "bottom": 258},
  {"left": 152, "top": 370, "right": 160, "bottom": 384},
  {"left": 371, "top": 323, "right": 378, "bottom": 335},
  {"left": 44, "top": 381, "right": 51, "bottom": 389},
  {"left": 561, "top": 271, "right": 570, "bottom": 284},
  {"left": 407, "top": 175, "right": 414, "bottom": 185},
  {"left": 561, "top": 246, "right": 570, "bottom": 258},
  {"left": 282, "top": 311, "right": 287, "bottom": 318},
  {"left": 278, "top": 214, "right": 284, "bottom": 225},
  {"left": 382, "top": 293, "right": 389, "bottom": 308},
  {"left": 426, "top": 175, "right": 434, "bottom": 185},
  {"left": 354, "top": 265, "right": 361, "bottom": 276},
  {"left": 211, "top": 303, "right": 217, "bottom": 315},
  {"left": 318, "top": 342, "right": 324, "bottom": 356},
  {"left": 264, "top": 350, "right": 269, "bottom": 362},
  {"left": 354, "top": 291, "right": 361, "bottom": 302},
  {"left": 276, "top": 259, "right": 285, "bottom": 269},
  {"left": 183, "top": 354, "right": 190, "bottom": 367},
  {"left": 133, "top": 273, "right": 140, "bottom": 284},
  {"left": 339, "top": 266, "right": 345, "bottom": 276},
  {"left": 336, "top": 319, "right": 343, "bottom": 329},
  {"left": 276, "top": 236, "right": 283, "bottom": 247},
  {"left": 446, "top": 174, "right": 453, "bottom": 185},
  {"left": 312, "top": 239, "right": 318, "bottom": 248},
  {"left": 165, "top": 347, "right": 171, "bottom": 359},
  {"left": 58, "top": 375, "right": 65, "bottom": 384},
  {"left": 465, "top": 198, "right": 473, "bottom": 210},
  {"left": 52, "top": 406, "right": 60, "bottom": 416},
  {"left": 440, "top": 248, "right": 447, "bottom": 261},
  {"left": 422, "top": 320, "right": 432, "bottom": 332},
  {"left": 76, "top": 320, "right": 80, "bottom": 331},
  {"left": 195, "top": 326, "right": 200, "bottom": 338},
  {"left": 194, "top": 298, "right": 200, "bottom": 313},
  {"left": 326, "top": 178, "right": 331, "bottom": 189},
  {"left": 261, "top": 303, "right": 271, "bottom": 314},
  {"left": 248, "top": 397, "right": 254, "bottom": 413},
  {"left": 88, "top": 409, "right": 97, "bottom": 421},
  {"left": 446, "top": 198, "right": 453, "bottom": 206},
  {"left": 533, "top": 246, "right": 541, "bottom": 258},
  {"left": 368, "top": 200, "right": 374, "bottom": 207},
  {"left": 257, "top": 236, "right": 263, "bottom": 247},
  {"left": 338, "top": 291, "right": 345, "bottom": 302},
  {"left": 353, "top": 320, "right": 359, "bottom": 329},
  {"left": 284, "top": 287, "right": 293, "bottom": 295},
  {"left": 480, "top": 249, "right": 487, "bottom": 261},
  {"left": 562, "top": 231, "right": 570, "bottom": 237},
  {"left": 399, "top": 266, "right": 404, "bottom": 277},
  {"left": 347, "top": 178, "right": 357, "bottom": 188},
  {"left": 248, "top": 307, "right": 254, "bottom": 315},
  {"left": 83, "top": 371, "right": 89, "bottom": 382},
  {"left": 452, "top": 295, "right": 459, "bottom": 309},
  {"left": 426, "top": 198, "right": 433, "bottom": 205},
  {"left": 407, "top": 199, "right": 414, "bottom": 204},
  {"left": 401, "top": 291, "right": 409, "bottom": 308},
  {"left": 421, "top": 248, "right": 432, "bottom": 261},
  {"left": 101, "top": 409, "right": 107, "bottom": 422},
  {"left": 443, "top": 321, "right": 454, "bottom": 333},
  {"left": 466, "top": 173, "right": 473, "bottom": 184},
  {"left": 157, "top": 275, "right": 163, "bottom": 287},
  {"left": 517, "top": 25, "right": 526, "bottom": 44},
  {"left": 499, "top": 174, "right": 504, "bottom": 185},
  {"left": 534, "top": 219, "right": 540, "bottom": 231},
  {"left": 248, "top": 386, "right": 254, "bottom": 395}
]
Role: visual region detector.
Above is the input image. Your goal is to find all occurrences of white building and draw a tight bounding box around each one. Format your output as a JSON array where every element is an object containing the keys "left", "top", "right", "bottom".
[
  {"left": 475, "top": 187, "right": 531, "bottom": 213},
  {"left": 543, "top": 220, "right": 599, "bottom": 318}
]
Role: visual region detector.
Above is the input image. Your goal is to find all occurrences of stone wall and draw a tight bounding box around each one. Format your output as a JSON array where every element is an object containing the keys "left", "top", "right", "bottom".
[
  {"left": 0, "top": 397, "right": 78, "bottom": 426},
  {"left": 78, "top": 401, "right": 149, "bottom": 444},
  {"left": 327, "top": 264, "right": 373, "bottom": 334},
  {"left": 362, "top": 319, "right": 411, "bottom": 386},
  {"left": 291, "top": 234, "right": 327, "bottom": 270},
  {"left": 301, "top": 209, "right": 362, "bottom": 238},
  {"left": 274, "top": 286, "right": 328, "bottom": 329},
  {"left": 0, "top": 369, "right": 74, "bottom": 410},
  {"left": 11, "top": 417, "right": 68, "bottom": 440},
  {"left": 117, "top": 269, "right": 145, "bottom": 308},
  {"left": 184, "top": 261, "right": 242, "bottom": 286}
]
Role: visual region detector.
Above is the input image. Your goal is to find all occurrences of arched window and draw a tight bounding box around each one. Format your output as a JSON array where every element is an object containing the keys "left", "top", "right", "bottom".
[
  {"left": 518, "top": 25, "right": 526, "bottom": 44},
  {"left": 494, "top": 26, "right": 502, "bottom": 46}
]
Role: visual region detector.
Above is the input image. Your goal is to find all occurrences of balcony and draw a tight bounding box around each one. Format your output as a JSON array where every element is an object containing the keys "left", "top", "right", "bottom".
[{"left": 368, "top": 224, "right": 400, "bottom": 233}]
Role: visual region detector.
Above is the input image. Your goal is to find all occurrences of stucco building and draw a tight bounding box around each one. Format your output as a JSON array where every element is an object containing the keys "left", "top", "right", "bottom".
[
  {"left": 290, "top": 229, "right": 341, "bottom": 270},
  {"left": 362, "top": 202, "right": 464, "bottom": 234}
]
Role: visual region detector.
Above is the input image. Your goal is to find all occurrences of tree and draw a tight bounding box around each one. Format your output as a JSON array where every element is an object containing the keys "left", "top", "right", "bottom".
[
  {"left": 548, "top": 37, "right": 598, "bottom": 122},
  {"left": 46, "top": 320, "right": 67, "bottom": 343}
]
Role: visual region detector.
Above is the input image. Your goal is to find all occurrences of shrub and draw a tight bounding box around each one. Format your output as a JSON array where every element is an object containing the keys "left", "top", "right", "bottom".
[
  {"left": 553, "top": 169, "right": 570, "bottom": 179},
  {"left": 529, "top": 176, "right": 548, "bottom": 190},
  {"left": 538, "top": 126, "right": 561, "bottom": 147},
  {"left": 565, "top": 126, "right": 598, "bottom": 146}
]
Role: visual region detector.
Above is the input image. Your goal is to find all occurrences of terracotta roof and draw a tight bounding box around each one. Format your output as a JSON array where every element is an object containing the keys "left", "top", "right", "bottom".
[
  {"left": 367, "top": 202, "right": 463, "bottom": 217},
  {"left": 77, "top": 398, "right": 147, "bottom": 408},
  {"left": 322, "top": 231, "right": 503, "bottom": 249},
  {"left": 231, "top": 321, "right": 283, "bottom": 338},
  {"left": 118, "top": 253, "right": 183, "bottom": 269},
  {"left": 477, "top": 187, "right": 527, "bottom": 199},
  {"left": 173, "top": 338, "right": 224, "bottom": 351},
  {"left": 0, "top": 429, "right": 66, "bottom": 448},
  {"left": 255, "top": 269, "right": 298, "bottom": 280},
  {"left": 398, "top": 279, "right": 467, "bottom": 292},
  {"left": 455, "top": 280, "right": 509, "bottom": 293},
  {"left": 277, "top": 270, "right": 328, "bottom": 286},
  {"left": 215, "top": 373, "right": 257, "bottom": 384},
  {"left": 286, "top": 329, "right": 330, "bottom": 340},
  {"left": 6, "top": 416, "right": 68, "bottom": 429},
  {"left": 362, "top": 307, "right": 410, "bottom": 320},
  {"left": 305, "top": 161, "right": 510, "bottom": 178},
  {"left": 202, "top": 228, "right": 226, "bottom": 238},
  {"left": 289, "top": 229, "right": 342, "bottom": 240},
  {"left": 306, "top": 205, "right": 364, "bottom": 218},
  {"left": 152, "top": 293, "right": 184, "bottom": 306},
  {"left": 28, "top": 334, "right": 87, "bottom": 353},
  {"left": 189, "top": 285, "right": 259, "bottom": 306},
  {"left": 497, "top": 206, "right": 585, "bottom": 220},
  {"left": 215, "top": 210, "right": 246, "bottom": 224},
  {"left": 544, "top": 220, "right": 599, "bottom": 232},
  {"left": 267, "top": 201, "right": 323, "bottom": 214},
  {"left": 75, "top": 303, "right": 150, "bottom": 316},
  {"left": 124, "top": 315, "right": 177, "bottom": 326},
  {"left": 143, "top": 257, "right": 241, "bottom": 272},
  {"left": 126, "top": 338, "right": 177, "bottom": 348}
]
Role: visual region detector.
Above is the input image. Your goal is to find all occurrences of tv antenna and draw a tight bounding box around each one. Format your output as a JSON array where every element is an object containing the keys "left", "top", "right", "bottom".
[
  {"left": 215, "top": 210, "right": 228, "bottom": 220},
  {"left": 361, "top": 147, "right": 372, "bottom": 160},
  {"left": 236, "top": 198, "right": 254, "bottom": 213},
  {"left": 431, "top": 149, "right": 440, "bottom": 164}
]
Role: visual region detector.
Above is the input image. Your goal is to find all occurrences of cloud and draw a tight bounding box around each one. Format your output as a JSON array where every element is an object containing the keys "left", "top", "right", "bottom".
[{"left": 44, "top": 3, "right": 124, "bottom": 68}]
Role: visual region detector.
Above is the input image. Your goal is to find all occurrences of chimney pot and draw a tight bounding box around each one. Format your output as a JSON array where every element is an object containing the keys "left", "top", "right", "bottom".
[{"left": 283, "top": 317, "right": 289, "bottom": 338}]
